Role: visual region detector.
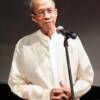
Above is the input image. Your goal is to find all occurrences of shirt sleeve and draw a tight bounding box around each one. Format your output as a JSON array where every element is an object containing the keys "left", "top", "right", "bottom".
[
  {"left": 8, "top": 41, "right": 50, "bottom": 100},
  {"left": 73, "top": 36, "right": 94, "bottom": 98}
]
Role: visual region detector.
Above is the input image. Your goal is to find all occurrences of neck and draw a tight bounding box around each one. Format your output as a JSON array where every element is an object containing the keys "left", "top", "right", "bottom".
[{"left": 41, "top": 27, "right": 56, "bottom": 38}]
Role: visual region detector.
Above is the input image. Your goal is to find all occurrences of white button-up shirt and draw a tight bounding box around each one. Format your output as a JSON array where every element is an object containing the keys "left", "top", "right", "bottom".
[{"left": 8, "top": 30, "right": 94, "bottom": 100}]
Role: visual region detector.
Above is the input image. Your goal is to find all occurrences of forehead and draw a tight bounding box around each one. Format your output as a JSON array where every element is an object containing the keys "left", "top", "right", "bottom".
[{"left": 32, "top": 0, "right": 55, "bottom": 10}]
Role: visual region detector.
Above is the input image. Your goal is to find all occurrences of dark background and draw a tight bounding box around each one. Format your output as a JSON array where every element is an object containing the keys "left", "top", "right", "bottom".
[{"left": 0, "top": 0, "right": 100, "bottom": 87}]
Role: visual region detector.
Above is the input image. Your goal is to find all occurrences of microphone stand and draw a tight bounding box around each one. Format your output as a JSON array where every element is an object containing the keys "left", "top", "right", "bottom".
[{"left": 64, "top": 37, "right": 75, "bottom": 100}]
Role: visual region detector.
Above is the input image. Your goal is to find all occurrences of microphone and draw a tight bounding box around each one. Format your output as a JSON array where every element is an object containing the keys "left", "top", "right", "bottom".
[
  {"left": 57, "top": 26, "right": 76, "bottom": 100},
  {"left": 56, "top": 26, "right": 77, "bottom": 39}
]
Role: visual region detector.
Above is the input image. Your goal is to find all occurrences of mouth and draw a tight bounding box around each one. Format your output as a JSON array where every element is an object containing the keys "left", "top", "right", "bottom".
[
  {"left": 45, "top": 21, "right": 52, "bottom": 24},
  {"left": 45, "top": 21, "right": 54, "bottom": 25}
]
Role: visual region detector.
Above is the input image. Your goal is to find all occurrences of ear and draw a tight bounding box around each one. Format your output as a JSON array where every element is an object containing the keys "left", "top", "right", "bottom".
[{"left": 31, "top": 14, "right": 38, "bottom": 23}]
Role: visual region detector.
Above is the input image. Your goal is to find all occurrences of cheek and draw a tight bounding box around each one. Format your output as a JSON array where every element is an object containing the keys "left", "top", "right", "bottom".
[
  {"left": 36, "top": 20, "right": 45, "bottom": 27},
  {"left": 53, "top": 15, "right": 57, "bottom": 23},
  {"left": 35, "top": 18, "right": 41, "bottom": 23},
  {"left": 34, "top": 18, "right": 44, "bottom": 25},
  {"left": 53, "top": 12, "right": 57, "bottom": 21}
]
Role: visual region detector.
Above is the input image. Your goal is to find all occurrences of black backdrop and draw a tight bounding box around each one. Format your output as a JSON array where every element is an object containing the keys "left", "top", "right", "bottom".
[
  {"left": 0, "top": 1, "right": 100, "bottom": 98},
  {"left": 0, "top": 83, "right": 100, "bottom": 100}
]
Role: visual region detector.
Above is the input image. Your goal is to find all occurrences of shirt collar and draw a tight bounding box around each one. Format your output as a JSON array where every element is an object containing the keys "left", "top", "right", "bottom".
[{"left": 37, "top": 29, "right": 58, "bottom": 42}]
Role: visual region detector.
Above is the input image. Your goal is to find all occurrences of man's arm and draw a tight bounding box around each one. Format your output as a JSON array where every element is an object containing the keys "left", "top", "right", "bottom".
[
  {"left": 8, "top": 42, "right": 50, "bottom": 100},
  {"left": 73, "top": 37, "right": 94, "bottom": 98}
]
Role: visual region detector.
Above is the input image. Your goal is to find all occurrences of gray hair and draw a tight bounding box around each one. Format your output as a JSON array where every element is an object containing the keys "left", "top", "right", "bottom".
[{"left": 24, "top": 0, "right": 55, "bottom": 9}]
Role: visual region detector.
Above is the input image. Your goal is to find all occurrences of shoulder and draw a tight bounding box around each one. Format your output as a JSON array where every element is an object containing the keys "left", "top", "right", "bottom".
[
  {"left": 16, "top": 30, "right": 40, "bottom": 47},
  {"left": 68, "top": 35, "right": 82, "bottom": 46},
  {"left": 67, "top": 35, "right": 85, "bottom": 52}
]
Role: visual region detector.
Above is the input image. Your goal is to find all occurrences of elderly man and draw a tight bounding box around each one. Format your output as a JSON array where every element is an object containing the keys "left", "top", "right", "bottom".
[{"left": 8, "top": 0, "right": 94, "bottom": 100}]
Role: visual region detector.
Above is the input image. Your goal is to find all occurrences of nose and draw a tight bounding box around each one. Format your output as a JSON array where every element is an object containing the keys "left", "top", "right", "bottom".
[{"left": 44, "top": 11, "right": 50, "bottom": 19}]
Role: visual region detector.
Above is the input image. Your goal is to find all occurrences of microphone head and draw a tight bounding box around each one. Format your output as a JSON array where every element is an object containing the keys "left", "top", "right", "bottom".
[
  {"left": 56, "top": 26, "right": 64, "bottom": 34},
  {"left": 56, "top": 25, "right": 77, "bottom": 39}
]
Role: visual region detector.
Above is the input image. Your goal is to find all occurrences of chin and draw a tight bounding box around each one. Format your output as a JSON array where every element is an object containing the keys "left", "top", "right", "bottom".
[{"left": 47, "top": 24, "right": 55, "bottom": 29}]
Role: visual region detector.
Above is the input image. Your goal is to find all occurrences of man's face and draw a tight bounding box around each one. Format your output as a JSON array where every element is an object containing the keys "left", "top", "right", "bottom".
[{"left": 31, "top": 0, "right": 57, "bottom": 31}]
